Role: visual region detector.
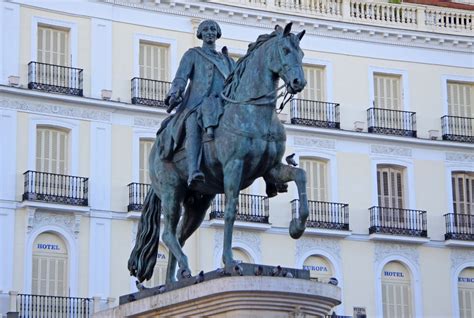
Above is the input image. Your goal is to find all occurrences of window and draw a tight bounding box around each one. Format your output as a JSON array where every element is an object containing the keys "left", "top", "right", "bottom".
[
  {"left": 301, "top": 65, "right": 325, "bottom": 101},
  {"left": 452, "top": 172, "right": 474, "bottom": 215},
  {"left": 232, "top": 248, "right": 253, "bottom": 264},
  {"left": 382, "top": 261, "right": 413, "bottom": 318},
  {"left": 139, "top": 41, "right": 169, "bottom": 81},
  {"left": 448, "top": 82, "right": 473, "bottom": 118},
  {"left": 139, "top": 139, "right": 153, "bottom": 184},
  {"left": 145, "top": 244, "right": 168, "bottom": 288},
  {"left": 374, "top": 73, "right": 402, "bottom": 110},
  {"left": 458, "top": 267, "right": 474, "bottom": 318},
  {"left": 36, "top": 127, "right": 69, "bottom": 174},
  {"left": 301, "top": 158, "right": 328, "bottom": 201},
  {"left": 37, "top": 25, "right": 69, "bottom": 66},
  {"left": 303, "top": 255, "right": 333, "bottom": 283},
  {"left": 377, "top": 166, "right": 404, "bottom": 209},
  {"left": 32, "top": 232, "right": 69, "bottom": 296}
]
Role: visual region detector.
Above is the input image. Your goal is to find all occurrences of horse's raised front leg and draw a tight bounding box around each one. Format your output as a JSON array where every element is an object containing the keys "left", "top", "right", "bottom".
[
  {"left": 222, "top": 159, "right": 244, "bottom": 266},
  {"left": 160, "top": 188, "right": 191, "bottom": 280},
  {"left": 166, "top": 193, "right": 215, "bottom": 283},
  {"left": 265, "top": 163, "right": 309, "bottom": 239}
]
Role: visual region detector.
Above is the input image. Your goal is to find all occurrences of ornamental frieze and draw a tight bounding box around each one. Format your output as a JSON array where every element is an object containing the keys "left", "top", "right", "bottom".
[
  {"left": 371, "top": 144, "right": 412, "bottom": 157},
  {"left": 293, "top": 136, "right": 336, "bottom": 150}
]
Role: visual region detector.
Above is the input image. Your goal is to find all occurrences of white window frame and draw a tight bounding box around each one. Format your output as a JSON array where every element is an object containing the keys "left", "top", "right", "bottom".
[
  {"left": 31, "top": 16, "right": 78, "bottom": 67},
  {"left": 375, "top": 256, "right": 423, "bottom": 318},
  {"left": 452, "top": 263, "right": 474, "bottom": 318},
  {"left": 132, "top": 129, "right": 156, "bottom": 183},
  {"left": 441, "top": 75, "right": 474, "bottom": 116},
  {"left": 133, "top": 34, "right": 177, "bottom": 80},
  {"left": 370, "top": 158, "right": 415, "bottom": 209},
  {"left": 369, "top": 67, "right": 409, "bottom": 111},
  {"left": 28, "top": 116, "right": 79, "bottom": 176}
]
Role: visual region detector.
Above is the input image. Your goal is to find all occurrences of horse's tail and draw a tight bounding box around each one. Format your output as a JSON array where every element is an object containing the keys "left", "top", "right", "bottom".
[{"left": 128, "top": 188, "right": 161, "bottom": 283}]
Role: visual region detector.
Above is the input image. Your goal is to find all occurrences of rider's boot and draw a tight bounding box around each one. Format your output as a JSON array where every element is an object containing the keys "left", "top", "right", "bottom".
[{"left": 186, "top": 114, "right": 205, "bottom": 188}]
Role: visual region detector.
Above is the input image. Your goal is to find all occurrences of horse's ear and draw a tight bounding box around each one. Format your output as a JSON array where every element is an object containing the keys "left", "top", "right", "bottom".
[
  {"left": 297, "top": 30, "right": 306, "bottom": 41},
  {"left": 274, "top": 24, "right": 282, "bottom": 32},
  {"left": 283, "top": 23, "right": 292, "bottom": 36}
]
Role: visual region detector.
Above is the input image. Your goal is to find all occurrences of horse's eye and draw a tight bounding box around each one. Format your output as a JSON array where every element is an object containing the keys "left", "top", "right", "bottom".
[{"left": 282, "top": 47, "right": 291, "bottom": 55}]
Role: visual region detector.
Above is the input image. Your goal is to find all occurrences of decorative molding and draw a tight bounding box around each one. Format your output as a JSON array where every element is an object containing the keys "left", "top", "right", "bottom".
[
  {"left": 134, "top": 116, "right": 162, "bottom": 128},
  {"left": 27, "top": 211, "right": 81, "bottom": 239},
  {"left": 293, "top": 136, "right": 336, "bottom": 150},
  {"left": 374, "top": 243, "right": 419, "bottom": 266},
  {"left": 0, "top": 97, "right": 111, "bottom": 121},
  {"left": 295, "top": 237, "right": 341, "bottom": 262},
  {"left": 371, "top": 144, "right": 412, "bottom": 157},
  {"left": 450, "top": 249, "right": 474, "bottom": 271},
  {"left": 445, "top": 152, "right": 474, "bottom": 163},
  {"left": 213, "top": 229, "right": 261, "bottom": 264}
]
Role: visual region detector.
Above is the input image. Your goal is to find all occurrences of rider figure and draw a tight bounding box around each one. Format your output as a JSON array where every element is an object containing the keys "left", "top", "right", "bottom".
[{"left": 164, "top": 20, "right": 234, "bottom": 188}]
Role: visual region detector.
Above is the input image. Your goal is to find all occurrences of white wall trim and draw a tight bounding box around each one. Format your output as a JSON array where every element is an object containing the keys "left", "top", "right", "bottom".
[
  {"left": 91, "top": 18, "right": 112, "bottom": 98},
  {"left": 302, "top": 56, "right": 334, "bottom": 102},
  {"left": 0, "top": 109, "right": 17, "bottom": 201},
  {"left": 89, "top": 122, "right": 111, "bottom": 210},
  {"left": 28, "top": 116, "right": 80, "bottom": 175},
  {"left": 440, "top": 74, "right": 474, "bottom": 116},
  {"left": 131, "top": 129, "right": 156, "bottom": 183},
  {"left": 31, "top": 16, "right": 78, "bottom": 67},
  {"left": 451, "top": 261, "right": 474, "bottom": 318},
  {"left": 370, "top": 156, "right": 415, "bottom": 209},
  {"left": 24, "top": 225, "right": 79, "bottom": 296},
  {"left": 368, "top": 66, "right": 410, "bottom": 111},
  {"left": 1, "top": 2, "right": 20, "bottom": 84},
  {"left": 0, "top": 208, "right": 15, "bottom": 292},
  {"left": 374, "top": 255, "right": 423, "bottom": 318},
  {"left": 88, "top": 216, "right": 111, "bottom": 298},
  {"left": 133, "top": 33, "right": 178, "bottom": 80}
]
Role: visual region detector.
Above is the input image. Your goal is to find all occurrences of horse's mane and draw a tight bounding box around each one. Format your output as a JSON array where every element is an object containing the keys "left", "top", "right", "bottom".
[{"left": 222, "top": 30, "right": 280, "bottom": 99}]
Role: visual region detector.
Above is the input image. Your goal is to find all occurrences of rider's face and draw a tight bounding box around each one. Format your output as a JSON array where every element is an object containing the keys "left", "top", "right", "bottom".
[{"left": 201, "top": 23, "right": 218, "bottom": 45}]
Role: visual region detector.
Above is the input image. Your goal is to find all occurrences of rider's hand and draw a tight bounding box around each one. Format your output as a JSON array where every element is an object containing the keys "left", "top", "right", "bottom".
[{"left": 165, "top": 90, "right": 182, "bottom": 113}]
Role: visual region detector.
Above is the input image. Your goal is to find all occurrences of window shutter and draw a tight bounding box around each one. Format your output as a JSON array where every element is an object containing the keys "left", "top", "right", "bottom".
[
  {"left": 382, "top": 262, "right": 413, "bottom": 318},
  {"left": 36, "top": 127, "right": 69, "bottom": 174},
  {"left": 37, "top": 25, "right": 69, "bottom": 66},
  {"left": 301, "top": 66, "right": 325, "bottom": 101},
  {"left": 301, "top": 158, "right": 328, "bottom": 201},
  {"left": 377, "top": 166, "right": 404, "bottom": 209},
  {"left": 374, "top": 74, "right": 402, "bottom": 110},
  {"left": 139, "top": 42, "right": 169, "bottom": 81},
  {"left": 452, "top": 172, "right": 474, "bottom": 215},
  {"left": 139, "top": 139, "right": 154, "bottom": 184}
]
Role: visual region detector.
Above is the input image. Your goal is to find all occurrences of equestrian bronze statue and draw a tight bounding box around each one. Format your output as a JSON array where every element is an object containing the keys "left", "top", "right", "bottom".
[{"left": 128, "top": 21, "right": 309, "bottom": 284}]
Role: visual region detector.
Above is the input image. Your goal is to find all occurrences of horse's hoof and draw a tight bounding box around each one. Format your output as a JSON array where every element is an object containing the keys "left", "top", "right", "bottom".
[
  {"left": 179, "top": 268, "right": 192, "bottom": 280},
  {"left": 289, "top": 219, "right": 305, "bottom": 239}
]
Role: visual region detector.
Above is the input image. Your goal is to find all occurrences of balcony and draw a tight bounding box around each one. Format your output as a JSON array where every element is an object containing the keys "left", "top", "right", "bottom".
[
  {"left": 291, "top": 199, "right": 349, "bottom": 235},
  {"left": 16, "top": 294, "right": 92, "bottom": 318},
  {"left": 209, "top": 194, "right": 270, "bottom": 227},
  {"left": 441, "top": 115, "right": 474, "bottom": 143},
  {"left": 131, "top": 77, "right": 171, "bottom": 107},
  {"left": 28, "top": 61, "right": 83, "bottom": 96},
  {"left": 290, "top": 99, "right": 340, "bottom": 129},
  {"left": 444, "top": 213, "right": 474, "bottom": 245},
  {"left": 23, "top": 170, "right": 88, "bottom": 206},
  {"left": 369, "top": 206, "right": 427, "bottom": 241},
  {"left": 367, "top": 107, "right": 417, "bottom": 137},
  {"left": 127, "top": 182, "right": 151, "bottom": 212}
]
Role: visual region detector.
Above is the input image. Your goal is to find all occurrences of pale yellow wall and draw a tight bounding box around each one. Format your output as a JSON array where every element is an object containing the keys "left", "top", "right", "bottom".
[
  {"left": 110, "top": 125, "right": 132, "bottom": 212},
  {"left": 261, "top": 233, "right": 295, "bottom": 268}
]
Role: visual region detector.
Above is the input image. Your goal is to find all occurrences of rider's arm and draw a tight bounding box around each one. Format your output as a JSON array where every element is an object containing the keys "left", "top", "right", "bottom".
[{"left": 165, "top": 50, "right": 195, "bottom": 112}]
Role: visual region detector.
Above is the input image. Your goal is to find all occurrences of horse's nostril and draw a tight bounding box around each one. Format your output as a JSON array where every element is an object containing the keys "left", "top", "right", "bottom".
[{"left": 293, "top": 78, "right": 299, "bottom": 85}]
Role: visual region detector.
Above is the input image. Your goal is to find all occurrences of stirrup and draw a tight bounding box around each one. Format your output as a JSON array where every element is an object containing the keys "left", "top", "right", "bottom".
[{"left": 188, "top": 171, "right": 205, "bottom": 188}]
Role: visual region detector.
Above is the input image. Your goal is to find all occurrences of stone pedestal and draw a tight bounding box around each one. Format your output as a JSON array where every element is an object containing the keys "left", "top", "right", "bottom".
[{"left": 95, "top": 275, "right": 341, "bottom": 317}]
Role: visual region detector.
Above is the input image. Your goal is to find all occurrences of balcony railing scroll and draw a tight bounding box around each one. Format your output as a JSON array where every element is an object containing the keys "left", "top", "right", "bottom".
[
  {"left": 23, "top": 170, "right": 88, "bottom": 206},
  {"left": 290, "top": 99, "right": 340, "bottom": 128},
  {"left": 369, "top": 206, "right": 427, "bottom": 237},
  {"left": 131, "top": 77, "right": 171, "bottom": 107},
  {"left": 210, "top": 193, "right": 269, "bottom": 224},
  {"left": 441, "top": 115, "right": 474, "bottom": 143},
  {"left": 17, "top": 294, "right": 92, "bottom": 318},
  {"left": 28, "top": 61, "right": 83, "bottom": 96},
  {"left": 291, "top": 199, "right": 349, "bottom": 230},
  {"left": 128, "top": 182, "right": 151, "bottom": 212},
  {"left": 444, "top": 213, "right": 474, "bottom": 241},
  {"left": 367, "top": 107, "right": 417, "bottom": 137}
]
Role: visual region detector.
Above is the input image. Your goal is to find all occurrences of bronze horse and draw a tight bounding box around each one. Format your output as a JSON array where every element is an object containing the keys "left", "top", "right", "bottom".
[{"left": 129, "top": 23, "right": 309, "bottom": 283}]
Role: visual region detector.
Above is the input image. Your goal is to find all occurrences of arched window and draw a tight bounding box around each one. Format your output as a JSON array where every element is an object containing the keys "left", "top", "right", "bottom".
[
  {"left": 303, "top": 255, "right": 333, "bottom": 283},
  {"left": 458, "top": 267, "right": 474, "bottom": 318},
  {"left": 32, "top": 232, "right": 69, "bottom": 296},
  {"left": 381, "top": 261, "right": 413, "bottom": 318},
  {"left": 145, "top": 243, "right": 168, "bottom": 288},
  {"left": 300, "top": 158, "right": 329, "bottom": 202},
  {"left": 36, "top": 126, "right": 69, "bottom": 174},
  {"left": 139, "top": 139, "right": 154, "bottom": 184},
  {"left": 232, "top": 247, "right": 253, "bottom": 264}
]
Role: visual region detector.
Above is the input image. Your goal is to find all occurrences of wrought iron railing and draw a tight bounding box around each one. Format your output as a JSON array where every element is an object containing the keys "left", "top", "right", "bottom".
[
  {"left": 28, "top": 61, "right": 83, "bottom": 96},
  {"left": 441, "top": 115, "right": 474, "bottom": 143},
  {"left": 367, "top": 107, "right": 417, "bottom": 137},
  {"left": 23, "top": 170, "right": 88, "bottom": 206},
  {"left": 444, "top": 213, "right": 474, "bottom": 241},
  {"left": 290, "top": 99, "right": 340, "bottom": 129},
  {"left": 18, "top": 294, "right": 92, "bottom": 317},
  {"left": 210, "top": 193, "right": 269, "bottom": 224},
  {"left": 369, "top": 206, "right": 427, "bottom": 237},
  {"left": 291, "top": 199, "right": 349, "bottom": 230},
  {"left": 131, "top": 77, "right": 171, "bottom": 107},
  {"left": 128, "top": 182, "right": 151, "bottom": 212}
]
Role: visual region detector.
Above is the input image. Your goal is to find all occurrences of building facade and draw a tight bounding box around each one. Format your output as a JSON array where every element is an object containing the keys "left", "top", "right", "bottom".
[{"left": 0, "top": 0, "right": 473, "bottom": 317}]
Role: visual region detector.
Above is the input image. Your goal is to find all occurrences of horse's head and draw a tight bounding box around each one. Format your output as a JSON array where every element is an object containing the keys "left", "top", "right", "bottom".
[{"left": 270, "top": 23, "right": 306, "bottom": 94}]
